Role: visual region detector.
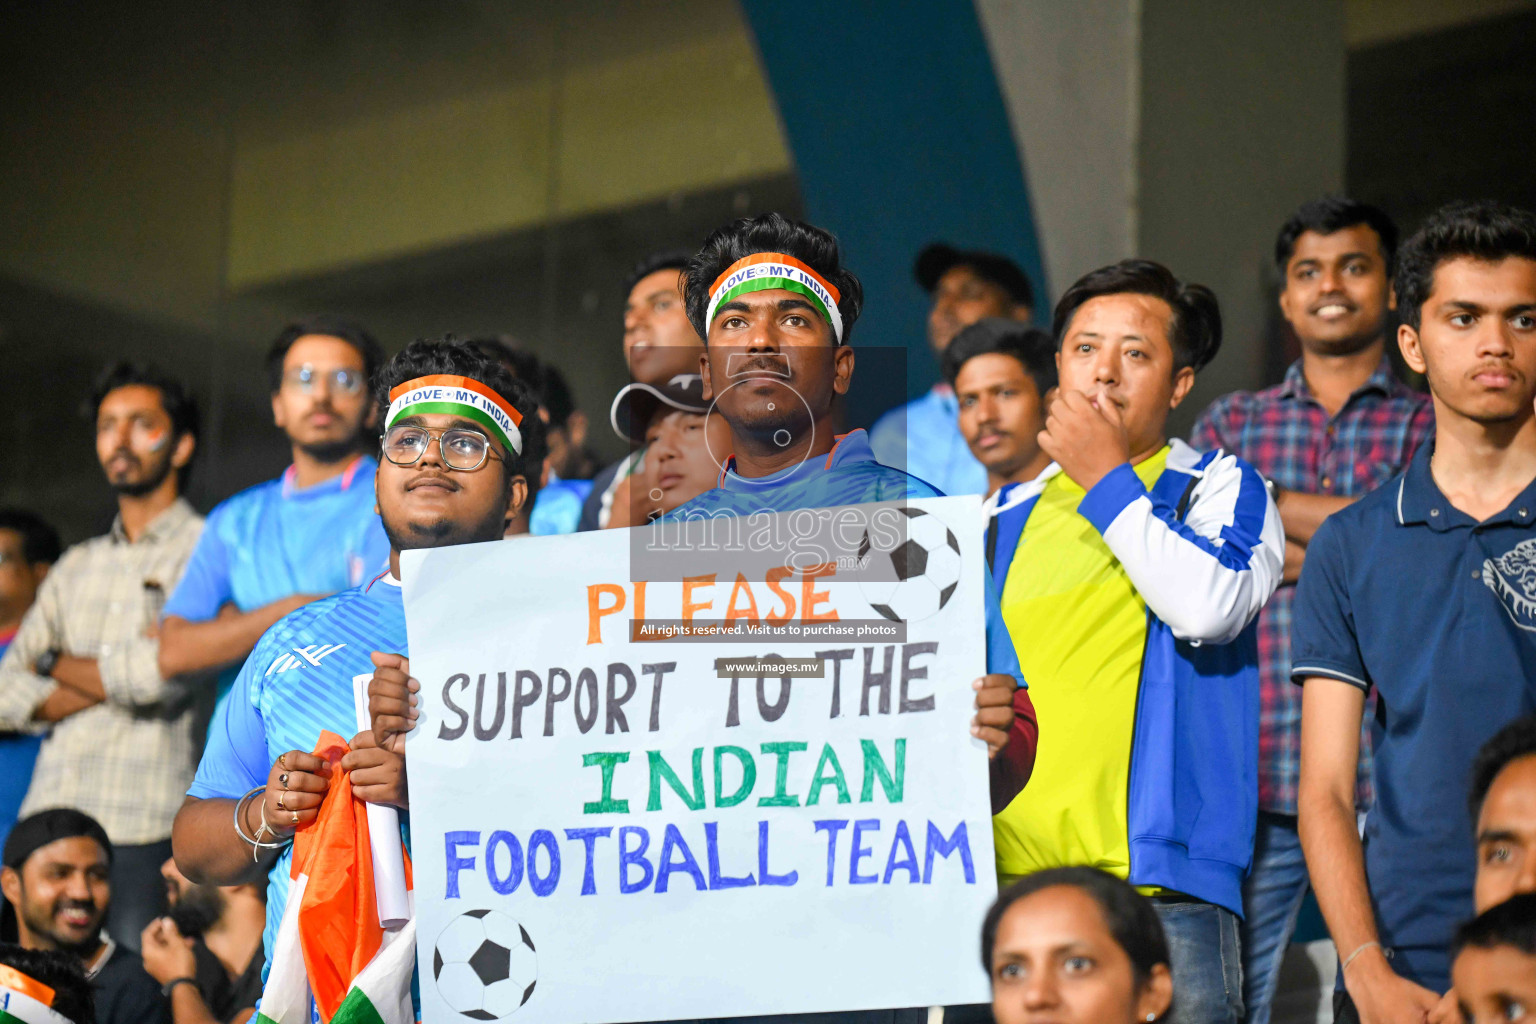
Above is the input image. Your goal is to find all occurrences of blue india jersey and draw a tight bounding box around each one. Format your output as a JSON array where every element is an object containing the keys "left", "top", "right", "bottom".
[
  {"left": 165, "top": 456, "right": 390, "bottom": 624},
  {"left": 187, "top": 571, "right": 409, "bottom": 979}
]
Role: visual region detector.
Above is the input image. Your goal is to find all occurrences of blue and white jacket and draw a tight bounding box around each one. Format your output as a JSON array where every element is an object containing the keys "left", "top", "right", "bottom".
[{"left": 985, "top": 440, "right": 1284, "bottom": 914}]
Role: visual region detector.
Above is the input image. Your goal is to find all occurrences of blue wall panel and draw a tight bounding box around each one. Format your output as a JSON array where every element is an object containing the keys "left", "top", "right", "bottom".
[{"left": 740, "top": 0, "right": 1047, "bottom": 405}]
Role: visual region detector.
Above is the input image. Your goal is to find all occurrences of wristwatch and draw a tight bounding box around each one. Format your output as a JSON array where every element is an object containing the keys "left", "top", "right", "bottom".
[
  {"left": 34, "top": 648, "right": 62, "bottom": 679},
  {"left": 162, "top": 977, "right": 199, "bottom": 998}
]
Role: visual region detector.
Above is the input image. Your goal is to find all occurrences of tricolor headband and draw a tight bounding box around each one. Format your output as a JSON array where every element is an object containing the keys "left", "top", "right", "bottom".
[
  {"left": 386, "top": 375, "right": 523, "bottom": 456},
  {"left": 706, "top": 252, "right": 845, "bottom": 343},
  {"left": 0, "top": 965, "right": 74, "bottom": 1024}
]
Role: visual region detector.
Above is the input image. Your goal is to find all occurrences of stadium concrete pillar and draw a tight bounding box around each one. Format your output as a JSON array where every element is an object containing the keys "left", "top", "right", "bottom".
[{"left": 978, "top": 0, "right": 1346, "bottom": 416}]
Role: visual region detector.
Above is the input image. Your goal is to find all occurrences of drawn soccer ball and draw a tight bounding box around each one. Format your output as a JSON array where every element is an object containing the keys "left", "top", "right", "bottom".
[
  {"left": 857, "top": 507, "right": 964, "bottom": 622},
  {"left": 433, "top": 909, "right": 538, "bottom": 1020}
]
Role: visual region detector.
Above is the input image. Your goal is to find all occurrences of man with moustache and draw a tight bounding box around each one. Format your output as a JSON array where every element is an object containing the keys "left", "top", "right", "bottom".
[
  {"left": 158, "top": 317, "right": 389, "bottom": 691},
  {"left": 173, "top": 340, "right": 545, "bottom": 1012},
  {"left": 663, "top": 214, "right": 1036, "bottom": 810},
  {"left": 943, "top": 319, "right": 1056, "bottom": 498},
  {"left": 1189, "top": 197, "right": 1432, "bottom": 1024},
  {"left": 580, "top": 252, "right": 707, "bottom": 531},
  {"left": 1, "top": 809, "right": 169, "bottom": 1024},
  {"left": 870, "top": 244, "right": 1035, "bottom": 497},
  {"left": 137, "top": 857, "right": 263, "bottom": 1024},
  {"left": 0, "top": 364, "right": 202, "bottom": 951},
  {"left": 1295, "top": 202, "right": 1536, "bottom": 1020}
]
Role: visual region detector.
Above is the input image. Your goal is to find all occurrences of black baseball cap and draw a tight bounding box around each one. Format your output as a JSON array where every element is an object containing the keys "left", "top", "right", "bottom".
[
  {"left": 3, "top": 809, "right": 112, "bottom": 872},
  {"left": 914, "top": 243, "right": 1035, "bottom": 309},
  {"left": 609, "top": 373, "right": 710, "bottom": 445}
]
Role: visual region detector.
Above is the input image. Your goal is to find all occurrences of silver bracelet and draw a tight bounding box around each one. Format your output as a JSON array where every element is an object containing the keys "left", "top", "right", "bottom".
[
  {"left": 233, "top": 787, "right": 290, "bottom": 860},
  {"left": 1340, "top": 940, "right": 1381, "bottom": 973}
]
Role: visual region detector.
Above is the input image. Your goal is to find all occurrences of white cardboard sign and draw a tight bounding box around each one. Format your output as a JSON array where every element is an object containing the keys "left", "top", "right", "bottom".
[{"left": 402, "top": 496, "right": 996, "bottom": 1023}]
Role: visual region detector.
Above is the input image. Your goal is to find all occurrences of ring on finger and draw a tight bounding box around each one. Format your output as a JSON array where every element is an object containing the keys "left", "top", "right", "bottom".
[
  {"left": 279, "top": 772, "right": 289, "bottom": 789},
  {"left": 277, "top": 791, "right": 287, "bottom": 811},
  {"left": 279, "top": 752, "right": 289, "bottom": 770},
  {"left": 290, "top": 810, "right": 299, "bottom": 825}
]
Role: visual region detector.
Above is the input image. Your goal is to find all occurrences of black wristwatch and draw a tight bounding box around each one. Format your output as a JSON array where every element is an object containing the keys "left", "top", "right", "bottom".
[
  {"left": 34, "top": 648, "right": 62, "bottom": 679},
  {"left": 162, "top": 977, "right": 199, "bottom": 998}
]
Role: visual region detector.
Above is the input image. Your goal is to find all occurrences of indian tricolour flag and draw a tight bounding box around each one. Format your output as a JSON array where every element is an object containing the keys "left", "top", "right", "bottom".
[
  {"left": 1, "top": 964, "right": 75, "bottom": 1024},
  {"left": 256, "top": 731, "right": 416, "bottom": 1024}
]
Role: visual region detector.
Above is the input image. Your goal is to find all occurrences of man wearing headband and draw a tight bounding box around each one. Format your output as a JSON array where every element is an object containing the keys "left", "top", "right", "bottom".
[
  {"left": 0, "top": 946, "right": 96, "bottom": 1024},
  {"left": 2, "top": 809, "right": 168, "bottom": 1024},
  {"left": 674, "top": 211, "right": 1035, "bottom": 800},
  {"left": 0, "top": 364, "right": 202, "bottom": 953},
  {"left": 659, "top": 213, "right": 1037, "bottom": 1022},
  {"left": 158, "top": 317, "right": 390, "bottom": 694},
  {"left": 171, "top": 340, "right": 544, "bottom": 998}
]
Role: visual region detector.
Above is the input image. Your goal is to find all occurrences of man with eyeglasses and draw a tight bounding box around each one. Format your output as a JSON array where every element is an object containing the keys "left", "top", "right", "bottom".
[
  {"left": 158, "top": 317, "right": 391, "bottom": 697},
  {"left": 171, "top": 339, "right": 545, "bottom": 1009}
]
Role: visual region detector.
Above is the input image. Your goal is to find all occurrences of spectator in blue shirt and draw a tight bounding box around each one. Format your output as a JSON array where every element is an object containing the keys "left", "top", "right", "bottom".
[
  {"left": 1294, "top": 201, "right": 1536, "bottom": 1019},
  {"left": 870, "top": 244, "right": 1034, "bottom": 497},
  {"left": 157, "top": 317, "right": 390, "bottom": 690},
  {"left": 0, "top": 509, "right": 61, "bottom": 853}
]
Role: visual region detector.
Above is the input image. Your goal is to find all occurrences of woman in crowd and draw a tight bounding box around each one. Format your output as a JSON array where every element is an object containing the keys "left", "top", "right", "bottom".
[{"left": 982, "top": 866, "right": 1174, "bottom": 1024}]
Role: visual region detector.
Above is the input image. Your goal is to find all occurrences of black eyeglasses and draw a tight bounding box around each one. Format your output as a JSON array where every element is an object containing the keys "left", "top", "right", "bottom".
[{"left": 381, "top": 425, "right": 504, "bottom": 471}]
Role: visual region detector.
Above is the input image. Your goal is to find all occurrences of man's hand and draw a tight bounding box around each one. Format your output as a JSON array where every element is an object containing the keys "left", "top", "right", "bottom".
[
  {"left": 972, "top": 675, "right": 1016, "bottom": 759},
  {"left": 1345, "top": 950, "right": 1441, "bottom": 1024},
  {"left": 344, "top": 730, "right": 408, "bottom": 809},
  {"left": 257, "top": 750, "right": 330, "bottom": 837},
  {"left": 1037, "top": 390, "right": 1132, "bottom": 492},
  {"left": 369, "top": 652, "right": 418, "bottom": 754},
  {"left": 140, "top": 916, "right": 197, "bottom": 985}
]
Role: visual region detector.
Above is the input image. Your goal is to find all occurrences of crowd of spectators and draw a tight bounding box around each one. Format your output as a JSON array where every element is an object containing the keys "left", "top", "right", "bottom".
[{"left": 0, "top": 194, "right": 1534, "bottom": 1024}]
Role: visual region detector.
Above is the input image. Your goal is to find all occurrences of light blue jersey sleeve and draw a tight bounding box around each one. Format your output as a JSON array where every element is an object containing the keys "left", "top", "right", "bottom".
[
  {"left": 188, "top": 639, "right": 272, "bottom": 799},
  {"left": 982, "top": 569, "right": 1025, "bottom": 689},
  {"left": 164, "top": 511, "right": 233, "bottom": 622}
]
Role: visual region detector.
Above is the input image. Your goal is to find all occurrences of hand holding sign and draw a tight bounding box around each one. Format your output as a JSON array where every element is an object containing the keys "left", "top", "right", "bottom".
[
  {"left": 342, "top": 730, "right": 409, "bottom": 809},
  {"left": 369, "top": 651, "right": 419, "bottom": 754},
  {"left": 972, "top": 674, "right": 1016, "bottom": 757}
]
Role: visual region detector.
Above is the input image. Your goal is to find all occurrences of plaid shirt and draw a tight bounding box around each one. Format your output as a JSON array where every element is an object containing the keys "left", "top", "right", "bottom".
[
  {"left": 1190, "top": 359, "right": 1433, "bottom": 814},
  {"left": 0, "top": 498, "right": 203, "bottom": 844}
]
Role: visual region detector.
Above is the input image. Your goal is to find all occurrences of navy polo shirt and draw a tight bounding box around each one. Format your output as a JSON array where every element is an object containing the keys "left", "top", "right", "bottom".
[{"left": 1292, "top": 440, "right": 1536, "bottom": 991}]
